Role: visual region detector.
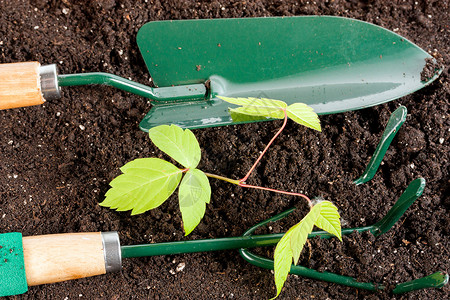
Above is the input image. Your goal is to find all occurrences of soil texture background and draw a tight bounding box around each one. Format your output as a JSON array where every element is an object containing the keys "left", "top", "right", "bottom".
[{"left": 0, "top": 0, "right": 448, "bottom": 299}]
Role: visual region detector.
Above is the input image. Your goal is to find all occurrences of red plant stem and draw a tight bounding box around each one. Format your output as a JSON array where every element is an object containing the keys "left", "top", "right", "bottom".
[
  {"left": 239, "top": 182, "right": 311, "bottom": 203},
  {"left": 204, "top": 172, "right": 312, "bottom": 204},
  {"left": 204, "top": 108, "right": 311, "bottom": 204},
  {"left": 240, "top": 110, "right": 288, "bottom": 183}
]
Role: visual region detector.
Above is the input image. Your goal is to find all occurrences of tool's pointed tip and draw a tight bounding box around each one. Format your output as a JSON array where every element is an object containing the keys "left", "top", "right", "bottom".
[{"left": 353, "top": 178, "right": 364, "bottom": 186}]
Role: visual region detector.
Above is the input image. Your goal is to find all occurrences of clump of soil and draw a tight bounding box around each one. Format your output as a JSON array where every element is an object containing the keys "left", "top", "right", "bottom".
[
  {"left": 0, "top": 1, "right": 448, "bottom": 299},
  {"left": 421, "top": 57, "right": 443, "bottom": 82}
]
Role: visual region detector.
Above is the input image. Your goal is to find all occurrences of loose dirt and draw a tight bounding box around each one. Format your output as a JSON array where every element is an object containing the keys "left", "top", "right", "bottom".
[{"left": 0, "top": 1, "right": 448, "bottom": 299}]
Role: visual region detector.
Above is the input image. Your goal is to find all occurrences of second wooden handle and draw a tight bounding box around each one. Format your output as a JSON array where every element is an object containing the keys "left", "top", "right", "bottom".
[
  {"left": 22, "top": 232, "right": 106, "bottom": 286},
  {"left": 0, "top": 62, "right": 46, "bottom": 109}
]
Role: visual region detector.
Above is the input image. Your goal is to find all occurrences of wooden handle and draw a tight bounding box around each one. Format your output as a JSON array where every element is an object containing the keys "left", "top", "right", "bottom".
[
  {"left": 0, "top": 62, "right": 45, "bottom": 109},
  {"left": 22, "top": 232, "right": 106, "bottom": 286}
]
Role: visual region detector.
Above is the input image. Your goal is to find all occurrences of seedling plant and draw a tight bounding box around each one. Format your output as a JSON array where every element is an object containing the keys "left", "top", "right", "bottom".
[{"left": 101, "top": 97, "right": 342, "bottom": 298}]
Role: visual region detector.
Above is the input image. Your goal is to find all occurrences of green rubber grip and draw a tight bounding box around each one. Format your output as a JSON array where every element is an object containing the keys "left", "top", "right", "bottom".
[{"left": 0, "top": 232, "right": 28, "bottom": 297}]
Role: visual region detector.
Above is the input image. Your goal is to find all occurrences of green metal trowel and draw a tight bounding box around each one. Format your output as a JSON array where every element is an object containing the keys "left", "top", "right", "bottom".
[{"left": 0, "top": 16, "right": 441, "bottom": 131}]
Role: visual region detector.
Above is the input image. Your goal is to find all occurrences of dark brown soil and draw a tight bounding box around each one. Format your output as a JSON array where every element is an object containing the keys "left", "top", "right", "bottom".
[{"left": 0, "top": 0, "right": 448, "bottom": 299}]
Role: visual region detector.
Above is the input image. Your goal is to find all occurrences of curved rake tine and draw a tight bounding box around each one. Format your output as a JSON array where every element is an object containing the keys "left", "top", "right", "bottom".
[
  {"left": 393, "top": 271, "right": 449, "bottom": 294},
  {"left": 354, "top": 106, "right": 407, "bottom": 185},
  {"left": 371, "top": 177, "right": 425, "bottom": 236}
]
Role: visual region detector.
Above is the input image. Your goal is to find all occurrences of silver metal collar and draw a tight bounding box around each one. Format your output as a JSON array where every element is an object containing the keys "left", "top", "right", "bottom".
[
  {"left": 101, "top": 231, "right": 122, "bottom": 273},
  {"left": 39, "top": 64, "right": 61, "bottom": 100}
]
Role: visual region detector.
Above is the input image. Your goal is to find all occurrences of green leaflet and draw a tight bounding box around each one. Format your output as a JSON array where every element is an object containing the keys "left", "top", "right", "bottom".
[
  {"left": 290, "top": 208, "right": 320, "bottom": 265},
  {"left": 219, "top": 96, "right": 287, "bottom": 109},
  {"left": 100, "top": 158, "right": 182, "bottom": 215},
  {"left": 219, "top": 96, "right": 286, "bottom": 119},
  {"left": 229, "top": 106, "right": 284, "bottom": 119},
  {"left": 273, "top": 208, "right": 318, "bottom": 298},
  {"left": 178, "top": 169, "right": 211, "bottom": 235},
  {"left": 286, "top": 103, "right": 321, "bottom": 132},
  {"left": 149, "top": 124, "right": 201, "bottom": 169},
  {"left": 272, "top": 230, "right": 294, "bottom": 299},
  {"left": 229, "top": 109, "right": 267, "bottom": 123},
  {"left": 219, "top": 96, "right": 321, "bottom": 132},
  {"left": 273, "top": 201, "right": 341, "bottom": 298},
  {"left": 314, "top": 201, "right": 342, "bottom": 241}
]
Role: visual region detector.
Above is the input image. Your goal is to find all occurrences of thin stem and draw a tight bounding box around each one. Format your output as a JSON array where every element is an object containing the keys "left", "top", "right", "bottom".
[
  {"left": 205, "top": 172, "right": 310, "bottom": 203},
  {"left": 204, "top": 172, "right": 241, "bottom": 185},
  {"left": 204, "top": 109, "right": 311, "bottom": 205},
  {"left": 239, "top": 182, "right": 311, "bottom": 203},
  {"left": 240, "top": 111, "right": 288, "bottom": 183}
]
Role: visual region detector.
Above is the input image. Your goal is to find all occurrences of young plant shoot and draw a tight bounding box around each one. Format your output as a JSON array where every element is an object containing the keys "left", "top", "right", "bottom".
[{"left": 100, "top": 97, "right": 342, "bottom": 298}]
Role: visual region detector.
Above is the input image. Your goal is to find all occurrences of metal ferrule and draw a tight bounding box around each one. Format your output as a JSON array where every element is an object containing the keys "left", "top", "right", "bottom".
[
  {"left": 101, "top": 231, "right": 122, "bottom": 273},
  {"left": 39, "top": 64, "right": 61, "bottom": 100}
]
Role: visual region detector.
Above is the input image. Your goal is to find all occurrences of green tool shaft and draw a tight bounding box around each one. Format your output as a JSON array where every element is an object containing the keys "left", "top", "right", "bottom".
[
  {"left": 120, "top": 227, "right": 373, "bottom": 259},
  {"left": 121, "top": 233, "right": 282, "bottom": 258},
  {"left": 58, "top": 73, "right": 206, "bottom": 102}
]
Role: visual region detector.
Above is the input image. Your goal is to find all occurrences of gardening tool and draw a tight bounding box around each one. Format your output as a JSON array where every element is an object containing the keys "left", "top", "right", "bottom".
[
  {"left": 1, "top": 178, "right": 447, "bottom": 297},
  {"left": 0, "top": 16, "right": 441, "bottom": 131},
  {"left": 240, "top": 178, "right": 448, "bottom": 294},
  {"left": 354, "top": 105, "right": 407, "bottom": 185}
]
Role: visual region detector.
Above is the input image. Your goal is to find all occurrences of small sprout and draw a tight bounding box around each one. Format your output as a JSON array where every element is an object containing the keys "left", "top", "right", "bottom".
[{"left": 102, "top": 97, "right": 341, "bottom": 298}]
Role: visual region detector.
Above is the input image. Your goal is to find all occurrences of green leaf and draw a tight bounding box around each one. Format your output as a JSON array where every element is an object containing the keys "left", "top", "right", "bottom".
[
  {"left": 286, "top": 103, "right": 321, "bottom": 131},
  {"left": 219, "top": 96, "right": 287, "bottom": 109},
  {"left": 229, "top": 106, "right": 284, "bottom": 119},
  {"left": 219, "top": 97, "right": 321, "bottom": 131},
  {"left": 314, "top": 201, "right": 342, "bottom": 241},
  {"left": 289, "top": 208, "right": 320, "bottom": 265},
  {"left": 100, "top": 158, "right": 182, "bottom": 215},
  {"left": 219, "top": 96, "right": 286, "bottom": 119},
  {"left": 273, "top": 208, "right": 318, "bottom": 298},
  {"left": 178, "top": 169, "right": 211, "bottom": 235},
  {"left": 272, "top": 201, "right": 342, "bottom": 298},
  {"left": 229, "top": 109, "right": 268, "bottom": 123},
  {"left": 273, "top": 230, "right": 294, "bottom": 298},
  {"left": 148, "top": 125, "right": 201, "bottom": 168}
]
